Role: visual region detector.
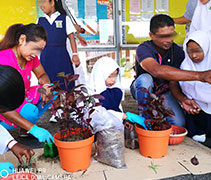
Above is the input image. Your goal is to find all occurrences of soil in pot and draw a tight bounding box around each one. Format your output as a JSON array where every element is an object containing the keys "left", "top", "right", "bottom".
[{"left": 58, "top": 128, "right": 92, "bottom": 142}]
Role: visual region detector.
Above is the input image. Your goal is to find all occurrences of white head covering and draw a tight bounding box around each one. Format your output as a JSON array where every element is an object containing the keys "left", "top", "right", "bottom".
[
  {"left": 180, "top": 30, "right": 211, "bottom": 113},
  {"left": 86, "top": 56, "right": 122, "bottom": 94},
  {"left": 189, "top": 0, "right": 211, "bottom": 34}
]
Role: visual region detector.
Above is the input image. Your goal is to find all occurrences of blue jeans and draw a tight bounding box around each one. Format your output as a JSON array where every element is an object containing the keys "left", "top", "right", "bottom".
[{"left": 130, "top": 73, "right": 185, "bottom": 127}]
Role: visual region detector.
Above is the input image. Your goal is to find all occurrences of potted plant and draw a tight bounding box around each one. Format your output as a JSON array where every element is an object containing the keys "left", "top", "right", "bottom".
[
  {"left": 39, "top": 73, "right": 104, "bottom": 172},
  {"left": 135, "top": 84, "right": 174, "bottom": 158}
]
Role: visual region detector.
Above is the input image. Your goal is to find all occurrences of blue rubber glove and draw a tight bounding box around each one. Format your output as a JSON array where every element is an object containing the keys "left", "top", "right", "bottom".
[
  {"left": 29, "top": 125, "right": 54, "bottom": 143},
  {"left": 126, "top": 112, "right": 147, "bottom": 130},
  {"left": 0, "top": 162, "right": 15, "bottom": 177}
]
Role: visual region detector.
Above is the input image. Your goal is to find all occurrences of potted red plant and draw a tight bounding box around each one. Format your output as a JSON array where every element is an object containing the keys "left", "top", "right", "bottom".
[
  {"left": 135, "top": 84, "right": 174, "bottom": 158},
  {"left": 39, "top": 73, "right": 104, "bottom": 172}
]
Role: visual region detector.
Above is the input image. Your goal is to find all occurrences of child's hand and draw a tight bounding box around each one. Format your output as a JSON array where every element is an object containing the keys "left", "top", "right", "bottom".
[
  {"left": 180, "top": 98, "right": 201, "bottom": 114},
  {"left": 77, "top": 34, "right": 87, "bottom": 46},
  {"left": 72, "top": 55, "right": 80, "bottom": 67}
]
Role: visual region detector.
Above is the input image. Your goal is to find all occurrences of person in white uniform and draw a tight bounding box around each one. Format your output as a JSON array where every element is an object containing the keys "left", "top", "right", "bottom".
[
  {"left": 189, "top": 0, "right": 211, "bottom": 33},
  {"left": 170, "top": 30, "right": 211, "bottom": 142}
]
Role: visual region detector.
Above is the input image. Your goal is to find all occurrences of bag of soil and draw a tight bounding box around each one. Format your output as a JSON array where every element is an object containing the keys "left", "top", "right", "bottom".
[{"left": 95, "top": 129, "right": 126, "bottom": 168}]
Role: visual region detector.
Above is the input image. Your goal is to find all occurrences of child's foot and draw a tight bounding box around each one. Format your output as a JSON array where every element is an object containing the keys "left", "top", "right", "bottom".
[{"left": 192, "top": 134, "right": 206, "bottom": 143}]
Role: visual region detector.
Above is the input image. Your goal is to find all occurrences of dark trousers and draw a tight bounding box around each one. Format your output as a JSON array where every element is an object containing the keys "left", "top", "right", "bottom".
[{"left": 185, "top": 110, "right": 211, "bottom": 138}]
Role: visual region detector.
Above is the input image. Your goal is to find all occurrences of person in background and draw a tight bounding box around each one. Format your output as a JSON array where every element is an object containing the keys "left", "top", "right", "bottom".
[
  {"left": 173, "top": 0, "right": 197, "bottom": 33},
  {"left": 130, "top": 14, "right": 211, "bottom": 128},
  {"left": 0, "top": 23, "right": 54, "bottom": 143},
  {"left": 189, "top": 0, "right": 211, "bottom": 33},
  {"left": 38, "top": 0, "right": 81, "bottom": 122},
  {"left": 0, "top": 65, "right": 34, "bottom": 177},
  {"left": 38, "top": 0, "right": 80, "bottom": 91},
  {"left": 171, "top": 30, "right": 211, "bottom": 143}
]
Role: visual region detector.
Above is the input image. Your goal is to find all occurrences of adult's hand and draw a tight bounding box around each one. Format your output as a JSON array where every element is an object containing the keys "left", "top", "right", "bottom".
[
  {"left": 180, "top": 97, "right": 201, "bottom": 114},
  {"left": 41, "top": 85, "right": 51, "bottom": 104},
  {"left": 29, "top": 125, "right": 54, "bottom": 143},
  {"left": 11, "top": 143, "right": 34, "bottom": 166},
  {"left": 0, "top": 162, "right": 14, "bottom": 177},
  {"left": 200, "top": 70, "right": 211, "bottom": 84}
]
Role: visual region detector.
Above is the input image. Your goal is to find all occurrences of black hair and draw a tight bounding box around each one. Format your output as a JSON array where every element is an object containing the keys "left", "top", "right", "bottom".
[
  {"left": 0, "top": 23, "right": 47, "bottom": 50},
  {"left": 186, "top": 39, "right": 196, "bottom": 46},
  {"left": 50, "top": 0, "right": 67, "bottom": 15},
  {"left": 150, "top": 14, "right": 175, "bottom": 34},
  {"left": 0, "top": 65, "right": 25, "bottom": 112}
]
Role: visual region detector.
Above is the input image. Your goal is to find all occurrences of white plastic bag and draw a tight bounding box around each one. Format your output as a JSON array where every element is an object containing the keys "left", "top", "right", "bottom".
[
  {"left": 90, "top": 106, "right": 124, "bottom": 134},
  {"left": 73, "top": 63, "right": 86, "bottom": 86}
]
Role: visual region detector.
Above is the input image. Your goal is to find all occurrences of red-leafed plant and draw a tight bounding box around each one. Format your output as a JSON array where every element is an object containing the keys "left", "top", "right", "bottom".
[
  {"left": 39, "top": 73, "right": 104, "bottom": 141},
  {"left": 138, "top": 84, "right": 174, "bottom": 131}
]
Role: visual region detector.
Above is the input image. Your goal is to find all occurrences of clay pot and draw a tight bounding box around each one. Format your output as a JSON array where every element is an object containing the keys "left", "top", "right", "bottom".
[
  {"left": 54, "top": 129, "right": 94, "bottom": 172},
  {"left": 135, "top": 124, "right": 172, "bottom": 158}
]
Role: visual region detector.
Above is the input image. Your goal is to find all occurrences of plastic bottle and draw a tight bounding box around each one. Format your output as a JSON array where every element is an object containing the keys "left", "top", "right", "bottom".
[
  {"left": 124, "top": 59, "right": 132, "bottom": 78},
  {"left": 44, "top": 142, "right": 58, "bottom": 158}
]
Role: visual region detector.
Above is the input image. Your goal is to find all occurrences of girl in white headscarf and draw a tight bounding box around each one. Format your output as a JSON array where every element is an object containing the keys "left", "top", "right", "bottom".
[
  {"left": 86, "top": 56, "right": 146, "bottom": 128},
  {"left": 189, "top": 0, "right": 211, "bottom": 34},
  {"left": 179, "top": 30, "right": 211, "bottom": 142}
]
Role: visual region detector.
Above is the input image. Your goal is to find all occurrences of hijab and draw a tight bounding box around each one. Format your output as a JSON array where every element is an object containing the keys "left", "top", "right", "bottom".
[
  {"left": 86, "top": 56, "right": 123, "bottom": 112},
  {"left": 189, "top": 0, "right": 211, "bottom": 34},
  {"left": 86, "top": 56, "right": 122, "bottom": 94},
  {"left": 180, "top": 30, "right": 211, "bottom": 113}
]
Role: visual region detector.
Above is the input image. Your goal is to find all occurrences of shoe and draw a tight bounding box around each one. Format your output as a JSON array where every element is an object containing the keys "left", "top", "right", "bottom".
[
  {"left": 192, "top": 134, "right": 206, "bottom": 143},
  {"left": 49, "top": 115, "right": 57, "bottom": 123}
]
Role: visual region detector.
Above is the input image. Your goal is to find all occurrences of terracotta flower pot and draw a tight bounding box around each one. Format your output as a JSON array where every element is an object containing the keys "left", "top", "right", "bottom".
[
  {"left": 54, "top": 130, "right": 94, "bottom": 172},
  {"left": 135, "top": 124, "right": 172, "bottom": 159},
  {"left": 0, "top": 172, "right": 37, "bottom": 180}
]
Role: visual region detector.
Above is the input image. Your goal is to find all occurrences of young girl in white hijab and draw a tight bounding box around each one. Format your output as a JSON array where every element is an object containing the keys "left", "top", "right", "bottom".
[
  {"left": 179, "top": 30, "right": 211, "bottom": 142},
  {"left": 189, "top": 0, "right": 211, "bottom": 34},
  {"left": 86, "top": 56, "right": 146, "bottom": 129}
]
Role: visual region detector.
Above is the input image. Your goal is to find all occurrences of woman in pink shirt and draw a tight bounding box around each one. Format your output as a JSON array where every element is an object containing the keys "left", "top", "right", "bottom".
[{"left": 0, "top": 23, "right": 55, "bottom": 143}]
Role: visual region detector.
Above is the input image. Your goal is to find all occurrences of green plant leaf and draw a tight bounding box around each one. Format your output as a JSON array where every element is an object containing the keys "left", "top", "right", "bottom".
[{"left": 148, "top": 161, "right": 160, "bottom": 174}]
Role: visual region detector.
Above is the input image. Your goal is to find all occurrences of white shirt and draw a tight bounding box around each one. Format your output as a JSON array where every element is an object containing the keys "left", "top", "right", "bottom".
[
  {"left": 40, "top": 11, "right": 76, "bottom": 35},
  {"left": 180, "top": 31, "right": 211, "bottom": 114},
  {"left": 0, "top": 125, "right": 14, "bottom": 154}
]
